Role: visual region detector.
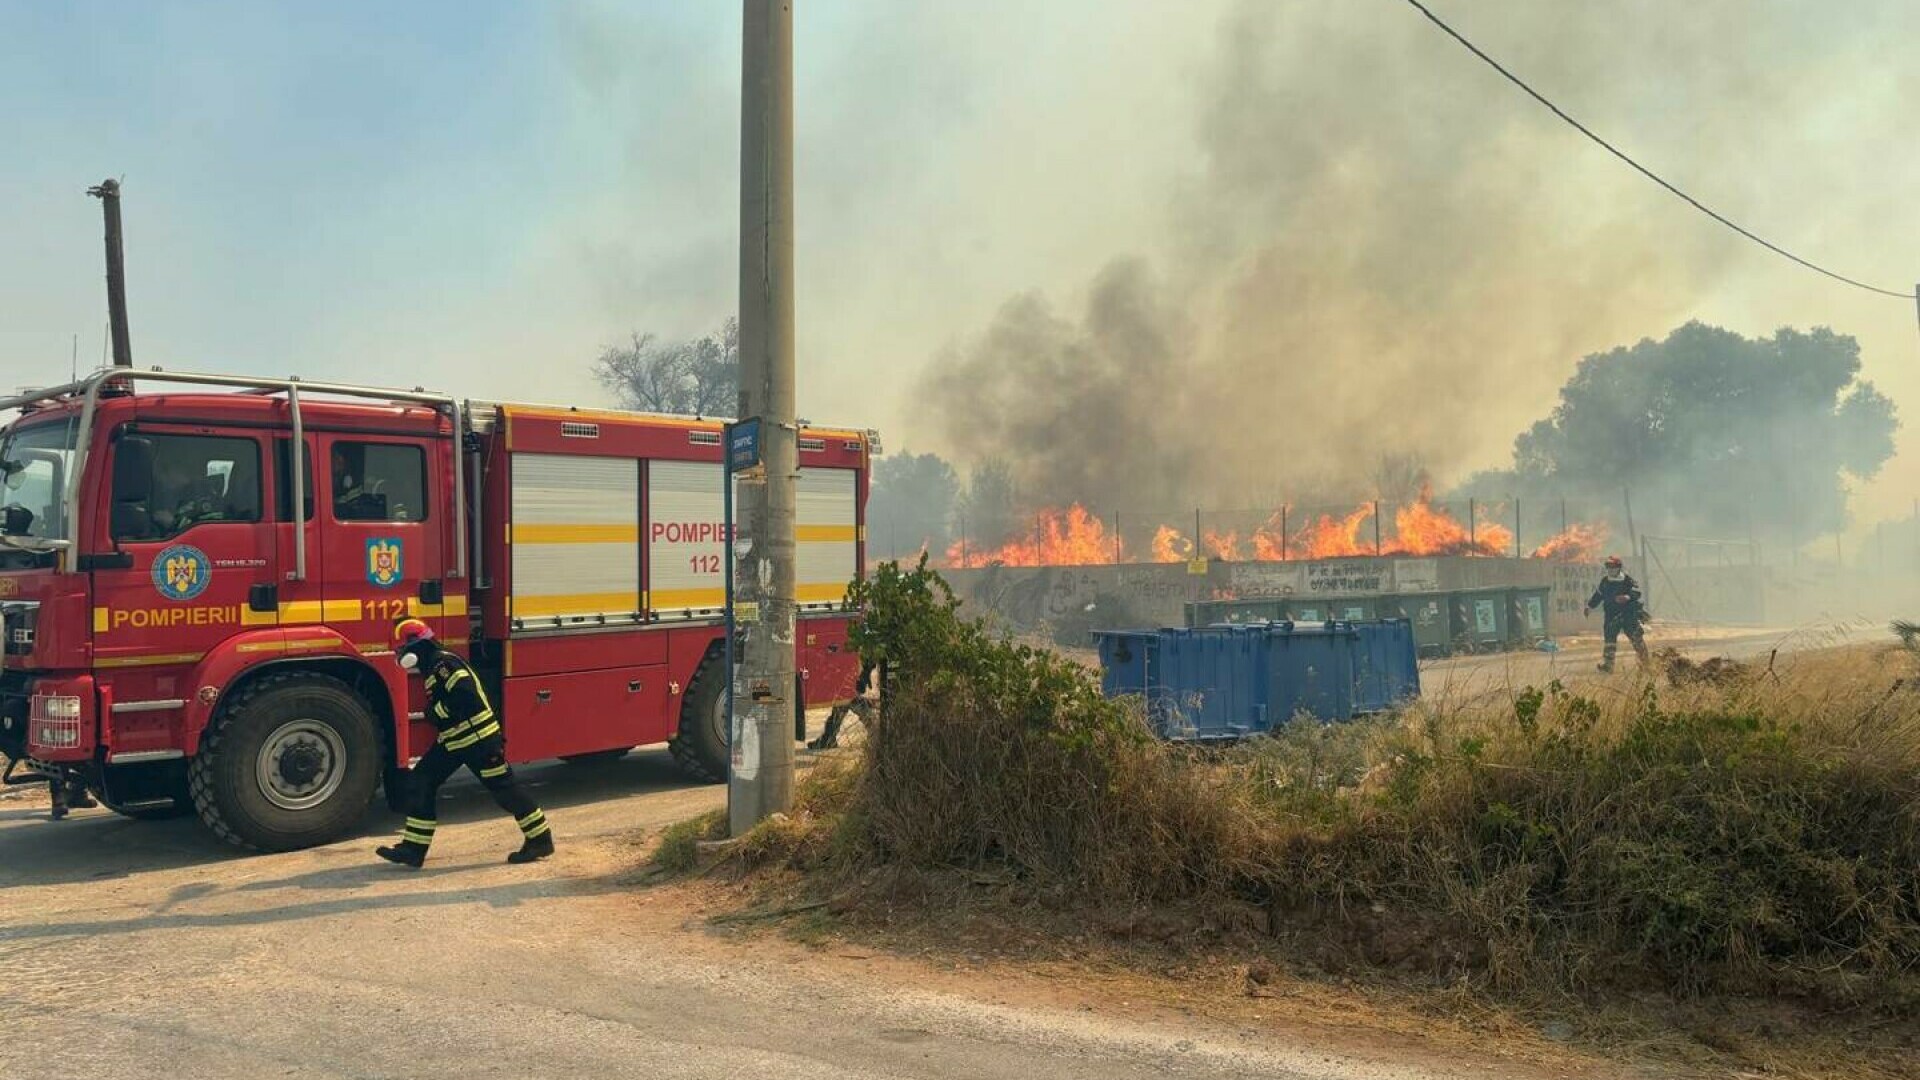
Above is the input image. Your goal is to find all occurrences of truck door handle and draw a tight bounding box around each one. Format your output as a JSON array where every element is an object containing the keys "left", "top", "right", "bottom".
[
  {"left": 249, "top": 583, "right": 278, "bottom": 613},
  {"left": 627, "top": 680, "right": 643, "bottom": 693},
  {"left": 535, "top": 690, "right": 552, "bottom": 703},
  {"left": 418, "top": 579, "right": 444, "bottom": 605}
]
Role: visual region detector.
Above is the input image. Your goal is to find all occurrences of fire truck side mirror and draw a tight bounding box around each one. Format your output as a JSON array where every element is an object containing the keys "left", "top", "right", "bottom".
[{"left": 112, "top": 436, "right": 155, "bottom": 504}]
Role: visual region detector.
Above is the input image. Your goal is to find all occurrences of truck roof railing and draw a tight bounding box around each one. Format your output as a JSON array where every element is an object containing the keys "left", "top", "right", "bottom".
[
  {"left": 4, "top": 368, "right": 463, "bottom": 581},
  {"left": 3, "top": 367, "right": 879, "bottom": 579}
]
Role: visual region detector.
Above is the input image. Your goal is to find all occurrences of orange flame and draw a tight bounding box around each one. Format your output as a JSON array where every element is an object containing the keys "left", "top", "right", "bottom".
[
  {"left": 1530, "top": 522, "right": 1608, "bottom": 562},
  {"left": 944, "top": 503, "right": 1121, "bottom": 568},
  {"left": 1202, "top": 529, "right": 1242, "bottom": 560},
  {"left": 942, "top": 489, "right": 1604, "bottom": 569},
  {"left": 1391, "top": 489, "right": 1512, "bottom": 557},
  {"left": 1151, "top": 525, "right": 1191, "bottom": 563}
]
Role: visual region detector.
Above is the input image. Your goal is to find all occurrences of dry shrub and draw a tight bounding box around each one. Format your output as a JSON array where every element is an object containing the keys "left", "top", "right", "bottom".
[{"left": 784, "top": 559, "right": 1920, "bottom": 1012}]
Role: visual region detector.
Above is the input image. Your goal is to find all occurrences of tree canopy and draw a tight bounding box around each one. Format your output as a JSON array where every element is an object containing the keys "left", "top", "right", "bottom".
[
  {"left": 592, "top": 318, "right": 739, "bottom": 417},
  {"left": 1481, "top": 322, "right": 1896, "bottom": 543},
  {"left": 867, "top": 452, "right": 962, "bottom": 560}
]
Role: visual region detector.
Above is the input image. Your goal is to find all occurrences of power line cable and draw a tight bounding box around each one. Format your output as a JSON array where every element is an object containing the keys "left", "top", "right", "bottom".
[{"left": 1401, "top": 0, "right": 1914, "bottom": 302}]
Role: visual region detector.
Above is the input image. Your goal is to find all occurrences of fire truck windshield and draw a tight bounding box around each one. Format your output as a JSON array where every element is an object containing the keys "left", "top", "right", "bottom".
[{"left": 0, "top": 415, "right": 79, "bottom": 547}]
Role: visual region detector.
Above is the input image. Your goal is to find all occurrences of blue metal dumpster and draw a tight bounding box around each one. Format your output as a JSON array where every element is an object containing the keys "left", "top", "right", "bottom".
[
  {"left": 1347, "top": 619, "right": 1421, "bottom": 714},
  {"left": 1092, "top": 620, "right": 1420, "bottom": 740}
]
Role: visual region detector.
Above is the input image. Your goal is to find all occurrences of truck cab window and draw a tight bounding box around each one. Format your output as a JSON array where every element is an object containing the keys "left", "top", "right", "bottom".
[
  {"left": 332, "top": 442, "right": 426, "bottom": 523},
  {"left": 111, "top": 433, "right": 262, "bottom": 542}
]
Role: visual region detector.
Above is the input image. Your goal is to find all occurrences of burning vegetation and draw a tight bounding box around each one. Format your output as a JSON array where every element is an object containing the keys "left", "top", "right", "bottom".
[{"left": 944, "top": 486, "right": 1607, "bottom": 569}]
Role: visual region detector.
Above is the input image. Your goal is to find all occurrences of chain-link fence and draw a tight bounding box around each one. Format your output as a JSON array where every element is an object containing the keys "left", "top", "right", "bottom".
[{"left": 869, "top": 496, "right": 1623, "bottom": 566}]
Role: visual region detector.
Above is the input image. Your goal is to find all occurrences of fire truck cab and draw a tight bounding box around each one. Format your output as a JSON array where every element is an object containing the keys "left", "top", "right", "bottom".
[{"left": 0, "top": 368, "right": 871, "bottom": 850}]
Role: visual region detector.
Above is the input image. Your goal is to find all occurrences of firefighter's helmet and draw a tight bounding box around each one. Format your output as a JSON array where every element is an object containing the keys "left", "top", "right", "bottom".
[
  {"left": 1603, "top": 555, "right": 1624, "bottom": 570},
  {"left": 393, "top": 618, "right": 436, "bottom": 673}
]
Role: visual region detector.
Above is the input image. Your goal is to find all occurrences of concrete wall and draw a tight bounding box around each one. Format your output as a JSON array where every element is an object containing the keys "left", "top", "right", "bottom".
[{"left": 941, "top": 555, "right": 1776, "bottom": 640}]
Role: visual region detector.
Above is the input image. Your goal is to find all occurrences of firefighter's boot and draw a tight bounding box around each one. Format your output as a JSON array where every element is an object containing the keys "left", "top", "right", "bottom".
[
  {"left": 1632, "top": 638, "right": 1651, "bottom": 666},
  {"left": 507, "top": 831, "right": 554, "bottom": 865},
  {"left": 1596, "top": 643, "right": 1617, "bottom": 673},
  {"left": 506, "top": 808, "right": 553, "bottom": 864},
  {"left": 63, "top": 778, "right": 96, "bottom": 810},
  {"left": 376, "top": 817, "right": 435, "bottom": 868}
]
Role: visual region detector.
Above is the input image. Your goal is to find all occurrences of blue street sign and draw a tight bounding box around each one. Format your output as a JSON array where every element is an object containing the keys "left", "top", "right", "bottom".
[{"left": 727, "top": 417, "right": 762, "bottom": 474}]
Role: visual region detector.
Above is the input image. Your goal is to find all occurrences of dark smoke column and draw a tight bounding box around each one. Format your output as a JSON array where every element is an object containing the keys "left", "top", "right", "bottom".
[{"left": 730, "top": 0, "right": 798, "bottom": 835}]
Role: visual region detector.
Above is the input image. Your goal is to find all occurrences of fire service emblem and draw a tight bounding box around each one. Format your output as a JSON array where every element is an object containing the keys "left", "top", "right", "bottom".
[
  {"left": 366, "top": 538, "right": 403, "bottom": 589},
  {"left": 153, "top": 545, "right": 211, "bottom": 602}
]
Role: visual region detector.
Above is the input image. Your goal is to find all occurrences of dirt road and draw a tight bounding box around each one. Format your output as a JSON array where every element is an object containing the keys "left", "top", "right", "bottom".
[{"left": 1, "top": 631, "right": 1810, "bottom": 1080}]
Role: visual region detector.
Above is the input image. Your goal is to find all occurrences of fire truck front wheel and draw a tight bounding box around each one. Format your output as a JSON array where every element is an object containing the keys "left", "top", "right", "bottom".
[{"left": 188, "top": 672, "right": 382, "bottom": 851}]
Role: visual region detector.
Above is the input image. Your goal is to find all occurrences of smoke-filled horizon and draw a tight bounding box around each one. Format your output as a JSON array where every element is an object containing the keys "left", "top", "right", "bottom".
[
  {"left": 6, "top": 2, "right": 1920, "bottom": 539},
  {"left": 917, "top": 1, "right": 1920, "bottom": 534}
]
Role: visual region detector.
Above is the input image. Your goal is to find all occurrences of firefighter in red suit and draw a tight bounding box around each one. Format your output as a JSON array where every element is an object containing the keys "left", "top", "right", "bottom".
[{"left": 376, "top": 619, "right": 554, "bottom": 867}]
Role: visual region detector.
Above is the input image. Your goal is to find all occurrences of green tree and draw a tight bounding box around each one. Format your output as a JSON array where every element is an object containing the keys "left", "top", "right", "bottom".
[
  {"left": 867, "top": 451, "right": 960, "bottom": 560},
  {"left": 955, "top": 458, "right": 1020, "bottom": 548},
  {"left": 1488, "top": 322, "right": 1895, "bottom": 544}
]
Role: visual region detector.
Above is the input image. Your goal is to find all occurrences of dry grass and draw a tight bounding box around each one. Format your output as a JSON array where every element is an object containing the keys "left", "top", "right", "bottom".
[{"left": 657, "top": 563, "right": 1919, "bottom": 1071}]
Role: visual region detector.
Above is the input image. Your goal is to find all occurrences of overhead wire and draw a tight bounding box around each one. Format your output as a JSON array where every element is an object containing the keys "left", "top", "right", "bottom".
[{"left": 1400, "top": 0, "right": 1915, "bottom": 303}]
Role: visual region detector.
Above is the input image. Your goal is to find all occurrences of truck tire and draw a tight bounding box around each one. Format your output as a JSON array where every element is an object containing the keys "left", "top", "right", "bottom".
[
  {"left": 667, "top": 650, "right": 728, "bottom": 783},
  {"left": 188, "top": 671, "right": 382, "bottom": 852}
]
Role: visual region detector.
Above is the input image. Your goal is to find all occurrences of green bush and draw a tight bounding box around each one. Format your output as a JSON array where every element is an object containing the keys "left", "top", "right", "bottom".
[{"left": 799, "top": 559, "right": 1920, "bottom": 1008}]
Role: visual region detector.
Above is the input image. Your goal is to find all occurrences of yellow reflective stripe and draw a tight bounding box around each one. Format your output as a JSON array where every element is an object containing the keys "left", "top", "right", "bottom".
[
  {"left": 511, "top": 523, "right": 639, "bottom": 544},
  {"left": 404, "top": 817, "right": 437, "bottom": 830},
  {"left": 443, "top": 722, "right": 500, "bottom": 750},
  {"left": 401, "top": 830, "right": 434, "bottom": 845},
  {"left": 408, "top": 594, "right": 469, "bottom": 618},
  {"left": 444, "top": 668, "right": 472, "bottom": 688},
  {"left": 516, "top": 809, "right": 546, "bottom": 828},
  {"left": 478, "top": 763, "right": 508, "bottom": 779},
  {"left": 522, "top": 820, "right": 552, "bottom": 839},
  {"left": 432, "top": 702, "right": 449, "bottom": 719}
]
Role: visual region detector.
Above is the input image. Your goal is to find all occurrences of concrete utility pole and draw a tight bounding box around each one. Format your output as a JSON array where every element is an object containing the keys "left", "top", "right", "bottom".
[
  {"left": 730, "top": 0, "right": 798, "bottom": 836},
  {"left": 86, "top": 179, "right": 132, "bottom": 368}
]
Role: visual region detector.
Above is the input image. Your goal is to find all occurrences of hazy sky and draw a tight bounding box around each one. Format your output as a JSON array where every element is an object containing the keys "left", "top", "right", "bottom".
[{"left": 3, "top": 1, "right": 1918, "bottom": 536}]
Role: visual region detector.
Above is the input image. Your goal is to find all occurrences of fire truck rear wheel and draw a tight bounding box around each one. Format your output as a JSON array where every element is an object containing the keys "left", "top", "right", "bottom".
[
  {"left": 668, "top": 650, "right": 729, "bottom": 783},
  {"left": 188, "top": 671, "right": 382, "bottom": 852}
]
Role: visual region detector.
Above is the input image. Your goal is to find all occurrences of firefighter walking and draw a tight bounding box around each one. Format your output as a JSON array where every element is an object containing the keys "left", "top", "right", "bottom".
[
  {"left": 1585, "top": 555, "right": 1650, "bottom": 672},
  {"left": 376, "top": 619, "right": 554, "bottom": 867}
]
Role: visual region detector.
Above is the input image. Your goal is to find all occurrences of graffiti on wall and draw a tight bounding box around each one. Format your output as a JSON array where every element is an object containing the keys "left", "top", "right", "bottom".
[
  {"left": 951, "top": 565, "right": 1209, "bottom": 634},
  {"left": 1305, "top": 559, "right": 1389, "bottom": 595}
]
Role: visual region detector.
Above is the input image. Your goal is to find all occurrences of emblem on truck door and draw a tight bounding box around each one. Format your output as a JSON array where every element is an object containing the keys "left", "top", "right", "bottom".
[
  {"left": 153, "top": 545, "right": 211, "bottom": 602},
  {"left": 366, "top": 538, "right": 403, "bottom": 589}
]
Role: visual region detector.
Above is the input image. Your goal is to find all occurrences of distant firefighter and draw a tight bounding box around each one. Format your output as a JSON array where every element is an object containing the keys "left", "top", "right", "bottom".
[{"left": 1584, "top": 555, "right": 1650, "bottom": 672}]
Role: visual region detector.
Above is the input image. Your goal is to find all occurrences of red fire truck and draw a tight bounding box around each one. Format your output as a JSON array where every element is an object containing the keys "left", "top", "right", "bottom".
[{"left": 0, "top": 368, "right": 872, "bottom": 850}]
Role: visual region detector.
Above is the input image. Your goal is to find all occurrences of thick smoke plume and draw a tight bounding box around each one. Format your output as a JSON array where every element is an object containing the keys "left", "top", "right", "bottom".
[{"left": 920, "top": 1, "right": 1854, "bottom": 515}]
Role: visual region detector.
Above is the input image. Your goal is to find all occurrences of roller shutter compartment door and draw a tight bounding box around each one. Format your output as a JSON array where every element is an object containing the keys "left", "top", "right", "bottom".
[{"left": 510, "top": 454, "right": 641, "bottom": 629}]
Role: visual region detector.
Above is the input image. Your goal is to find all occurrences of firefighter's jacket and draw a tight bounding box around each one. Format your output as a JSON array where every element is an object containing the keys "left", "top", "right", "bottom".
[
  {"left": 1586, "top": 574, "right": 1645, "bottom": 622},
  {"left": 423, "top": 655, "right": 502, "bottom": 752}
]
